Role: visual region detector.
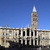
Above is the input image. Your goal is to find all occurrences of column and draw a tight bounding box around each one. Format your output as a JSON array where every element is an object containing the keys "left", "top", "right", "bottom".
[
  {"left": 25, "top": 39, "right": 27, "bottom": 45},
  {"left": 29, "top": 28, "right": 31, "bottom": 45},
  {"left": 25, "top": 28, "right": 27, "bottom": 45},
  {"left": 29, "top": 39, "right": 31, "bottom": 45},
  {"left": 12, "top": 30, "right": 14, "bottom": 39},
  {"left": 21, "top": 39, "right": 23, "bottom": 44},
  {"left": 49, "top": 33, "right": 50, "bottom": 45},
  {"left": 21, "top": 28, "right": 23, "bottom": 44},
  {"left": 4, "top": 39, "right": 6, "bottom": 45},
  {"left": 25, "top": 28, "right": 27, "bottom": 38},
  {"left": 17, "top": 30, "right": 19, "bottom": 42},
  {"left": 14, "top": 30, "right": 17, "bottom": 39},
  {"left": 37, "top": 31, "right": 38, "bottom": 38},
  {"left": 29, "top": 28, "right": 31, "bottom": 37},
  {"left": 21, "top": 28, "right": 23, "bottom": 37}
]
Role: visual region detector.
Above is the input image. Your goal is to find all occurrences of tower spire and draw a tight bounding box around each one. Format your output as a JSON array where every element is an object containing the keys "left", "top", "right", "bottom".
[
  {"left": 33, "top": 6, "right": 37, "bottom": 12},
  {"left": 31, "top": 6, "right": 38, "bottom": 29}
]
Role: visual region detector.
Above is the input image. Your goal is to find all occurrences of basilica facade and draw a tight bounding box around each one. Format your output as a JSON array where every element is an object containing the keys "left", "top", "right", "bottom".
[{"left": 0, "top": 6, "right": 50, "bottom": 48}]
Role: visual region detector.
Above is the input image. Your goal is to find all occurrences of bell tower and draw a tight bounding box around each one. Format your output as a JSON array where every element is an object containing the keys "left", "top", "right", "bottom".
[{"left": 31, "top": 6, "right": 38, "bottom": 29}]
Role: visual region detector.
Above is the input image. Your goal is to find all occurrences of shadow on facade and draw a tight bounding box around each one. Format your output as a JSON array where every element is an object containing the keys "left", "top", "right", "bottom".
[
  {"left": 0, "top": 41, "right": 50, "bottom": 50},
  {"left": 0, "top": 45, "right": 5, "bottom": 50},
  {"left": 0, "top": 41, "right": 40, "bottom": 50}
]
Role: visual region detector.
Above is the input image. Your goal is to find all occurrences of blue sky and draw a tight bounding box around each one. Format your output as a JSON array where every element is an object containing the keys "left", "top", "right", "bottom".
[{"left": 0, "top": 0, "right": 50, "bottom": 29}]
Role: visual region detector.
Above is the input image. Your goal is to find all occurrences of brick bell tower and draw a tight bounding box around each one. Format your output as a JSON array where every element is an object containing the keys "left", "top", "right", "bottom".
[{"left": 31, "top": 6, "right": 38, "bottom": 29}]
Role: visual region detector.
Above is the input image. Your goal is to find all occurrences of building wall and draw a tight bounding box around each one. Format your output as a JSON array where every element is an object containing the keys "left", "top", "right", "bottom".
[
  {"left": 0, "top": 29, "right": 2, "bottom": 45},
  {"left": 0, "top": 27, "right": 50, "bottom": 48},
  {"left": 38, "top": 30, "right": 50, "bottom": 46}
]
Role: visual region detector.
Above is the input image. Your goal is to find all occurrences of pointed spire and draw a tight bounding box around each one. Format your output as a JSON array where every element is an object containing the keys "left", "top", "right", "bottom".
[{"left": 33, "top": 6, "right": 37, "bottom": 12}]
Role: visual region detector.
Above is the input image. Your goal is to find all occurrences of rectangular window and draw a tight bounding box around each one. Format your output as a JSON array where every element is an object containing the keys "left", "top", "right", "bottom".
[
  {"left": 35, "top": 30, "right": 37, "bottom": 36},
  {"left": 31, "top": 31, "right": 33, "bottom": 36},
  {"left": 27, "top": 40, "right": 29, "bottom": 45},
  {"left": 2, "top": 40, "right": 4, "bottom": 45},
  {"left": 27, "top": 29, "right": 29, "bottom": 36},
  {"left": 2, "top": 40, "right": 4, "bottom": 42},
  {"left": 35, "top": 40, "right": 37, "bottom": 45},
  {"left": 23, "top": 31, "right": 25, "bottom": 36},
  {"left": 31, "top": 40, "right": 33, "bottom": 45},
  {"left": 9, "top": 30, "right": 12, "bottom": 33},
  {"left": 23, "top": 40, "right": 25, "bottom": 45},
  {"left": 19, "top": 30, "right": 21, "bottom": 35}
]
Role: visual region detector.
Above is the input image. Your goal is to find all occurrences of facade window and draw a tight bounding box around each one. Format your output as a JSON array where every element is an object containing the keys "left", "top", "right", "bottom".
[
  {"left": 35, "top": 40, "right": 37, "bottom": 45},
  {"left": 27, "top": 40, "right": 29, "bottom": 45},
  {"left": 2, "top": 33, "right": 8, "bottom": 35},
  {"left": 35, "top": 30, "right": 37, "bottom": 36},
  {"left": 31, "top": 40, "right": 33, "bottom": 45},
  {"left": 27, "top": 29, "right": 29, "bottom": 36},
  {"left": 31, "top": 31, "right": 33, "bottom": 36},
  {"left": 2, "top": 40, "right": 4, "bottom": 42},
  {"left": 15, "top": 32, "right": 17, "bottom": 36},
  {"left": 23, "top": 31, "right": 25, "bottom": 36},
  {"left": 9, "top": 30, "right": 12, "bottom": 33},
  {"left": 6, "top": 40, "right": 7, "bottom": 42},
  {"left": 19, "top": 30, "right": 21, "bottom": 35},
  {"left": 2, "top": 40, "right": 4, "bottom": 45},
  {"left": 2, "top": 33, "right": 4, "bottom": 35},
  {"left": 15, "top": 34, "right": 17, "bottom": 36},
  {"left": 43, "top": 37, "right": 44, "bottom": 39}
]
